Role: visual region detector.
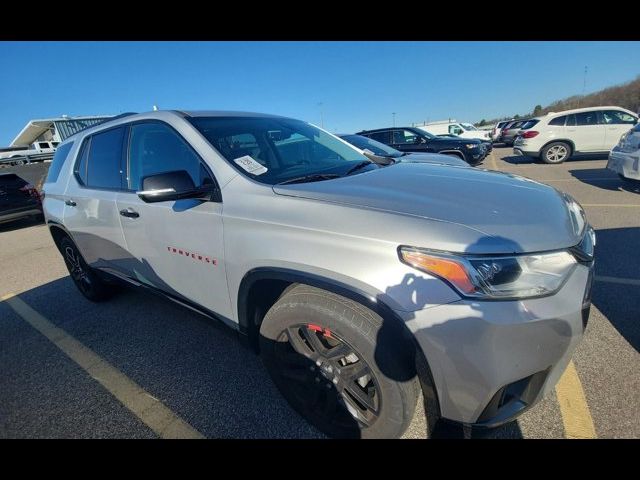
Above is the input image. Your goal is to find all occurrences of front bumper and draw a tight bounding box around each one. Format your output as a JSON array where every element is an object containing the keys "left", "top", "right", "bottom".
[
  {"left": 398, "top": 263, "right": 592, "bottom": 425},
  {"left": 607, "top": 149, "right": 640, "bottom": 180}
]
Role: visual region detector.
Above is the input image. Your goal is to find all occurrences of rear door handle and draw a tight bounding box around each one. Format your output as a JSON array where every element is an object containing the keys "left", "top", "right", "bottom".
[
  {"left": 119, "top": 208, "right": 139, "bottom": 218},
  {"left": 65, "top": 199, "right": 76, "bottom": 207}
]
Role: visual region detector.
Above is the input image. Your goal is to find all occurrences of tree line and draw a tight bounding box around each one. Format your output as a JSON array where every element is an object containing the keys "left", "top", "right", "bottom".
[{"left": 476, "top": 75, "right": 640, "bottom": 127}]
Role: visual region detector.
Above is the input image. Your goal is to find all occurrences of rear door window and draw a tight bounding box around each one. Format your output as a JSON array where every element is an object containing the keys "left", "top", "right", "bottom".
[
  {"left": 367, "top": 131, "right": 391, "bottom": 144},
  {"left": 575, "top": 111, "right": 599, "bottom": 126},
  {"left": 85, "top": 127, "right": 126, "bottom": 189}
]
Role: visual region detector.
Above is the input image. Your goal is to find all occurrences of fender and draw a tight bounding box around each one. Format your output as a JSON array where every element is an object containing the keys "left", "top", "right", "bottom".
[
  {"left": 436, "top": 149, "right": 465, "bottom": 160},
  {"left": 237, "top": 267, "right": 443, "bottom": 419},
  {"left": 47, "top": 219, "right": 73, "bottom": 247},
  {"left": 237, "top": 267, "right": 409, "bottom": 339}
]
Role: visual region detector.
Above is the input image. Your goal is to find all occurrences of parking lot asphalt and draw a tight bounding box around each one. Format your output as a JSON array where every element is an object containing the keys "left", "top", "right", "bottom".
[{"left": 1, "top": 148, "right": 638, "bottom": 439}]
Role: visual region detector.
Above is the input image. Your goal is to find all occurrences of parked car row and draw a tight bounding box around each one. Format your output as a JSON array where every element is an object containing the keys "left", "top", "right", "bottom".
[
  {"left": 607, "top": 121, "right": 640, "bottom": 183},
  {"left": 41, "top": 109, "right": 596, "bottom": 439},
  {"left": 352, "top": 127, "right": 489, "bottom": 165}
]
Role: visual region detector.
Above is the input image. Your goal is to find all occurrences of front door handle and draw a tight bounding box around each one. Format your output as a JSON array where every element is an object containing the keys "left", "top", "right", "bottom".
[
  {"left": 65, "top": 199, "right": 76, "bottom": 207},
  {"left": 119, "top": 208, "right": 139, "bottom": 218}
]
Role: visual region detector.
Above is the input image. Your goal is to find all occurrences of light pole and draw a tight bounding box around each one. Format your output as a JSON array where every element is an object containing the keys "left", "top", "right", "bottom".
[
  {"left": 392, "top": 112, "right": 396, "bottom": 127},
  {"left": 317, "top": 102, "right": 324, "bottom": 128}
]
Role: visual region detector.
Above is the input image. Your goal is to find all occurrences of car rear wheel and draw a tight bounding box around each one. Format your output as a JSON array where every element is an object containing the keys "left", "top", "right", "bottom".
[
  {"left": 541, "top": 142, "right": 571, "bottom": 164},
  {"left": 59, "top": 236, "right": 116, "bottom": 302},
  {"left": 259, "top": 284, "right": 420, "bottom": 438}
]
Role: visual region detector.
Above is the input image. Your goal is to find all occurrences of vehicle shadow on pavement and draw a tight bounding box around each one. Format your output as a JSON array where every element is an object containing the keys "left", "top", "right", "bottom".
[
  {"left": 8, "top": 270, "right": 528, "bottom": 439},
  {"left": 500, "top": 155, "right": 537, "bottom": 165},
  {"left": 569, "top": 168, "right": 640, "bottom": 193},
  {"left": 592, "top": 227, "right": 640, "bottom": 352},
  {"left": 0, "top": 215, "right": 44, "bottom": 233},
  {"left": 13, "top": 276, "right": 326, "bottom": 439}
]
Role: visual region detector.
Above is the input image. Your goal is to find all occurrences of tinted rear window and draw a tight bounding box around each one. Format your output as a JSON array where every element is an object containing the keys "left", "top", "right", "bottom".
[
  {"left": 548, "top": 115, "right": 566, "bottom": 126},
  {"left": 367, "top": 131, "right": 391, "bottom": 144},
  {"left": 520, "top": 119, "right": 540, "bottom": 130},
  {"left": 46, "top": 142, "right": 74, "bottom": 183}
]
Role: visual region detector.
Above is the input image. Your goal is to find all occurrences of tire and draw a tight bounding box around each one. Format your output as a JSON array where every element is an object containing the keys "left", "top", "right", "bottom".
[
  {"left": 541, "top": 142, "right": 571, "bottom": 164},
  {"left": 59, "top": 236, "right": 116, "bottom": 302},
  {"left": 259, "top": 284, "right": 420, "bottom": 438}
]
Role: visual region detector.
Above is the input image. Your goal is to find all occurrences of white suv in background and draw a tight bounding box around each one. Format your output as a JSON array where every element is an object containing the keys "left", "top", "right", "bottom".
[
  {"left": 419, "top": 121, "right": 492, "bottom": 141},
  {"left": 513, "top": 106, "right": 638, "bottom": 164}
]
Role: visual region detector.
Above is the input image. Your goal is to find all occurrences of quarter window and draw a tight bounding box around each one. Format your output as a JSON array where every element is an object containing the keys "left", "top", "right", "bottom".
[
  {"left": 127, "top": 122, "right": 212, "bottom": 191},
  {"left": 75, "top": 137, "right": 91, "bottom": 185},
  {"left": 46, "top": 142, "right": 73, "bottom": 183}
]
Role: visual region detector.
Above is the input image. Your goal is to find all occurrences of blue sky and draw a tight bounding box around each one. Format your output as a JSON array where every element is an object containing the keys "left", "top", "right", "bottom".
[{"left": 1, "top": 41, "right": 638, "bottom": 145}]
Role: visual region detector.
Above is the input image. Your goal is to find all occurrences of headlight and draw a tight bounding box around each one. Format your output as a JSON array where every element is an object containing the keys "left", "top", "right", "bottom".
[
  {"left": 618, "top": 131, "right": 629, "bottom": 146},
  {"left": 399, "top": 247, "right": 577, "bottom": 299},
  {"left": 465, "top": 144, "right": 478, "bottom": 149}
]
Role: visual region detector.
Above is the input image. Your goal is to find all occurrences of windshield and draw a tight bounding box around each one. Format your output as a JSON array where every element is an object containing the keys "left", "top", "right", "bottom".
[
  {"left": 189, "top": 117, "right": 374, "bottom": 184},
  {"left": 461, "top": 123, "right": 478, "bottom": 131},
  {"left": 339, "top": 134, "right": 402, "bottom": 158}
]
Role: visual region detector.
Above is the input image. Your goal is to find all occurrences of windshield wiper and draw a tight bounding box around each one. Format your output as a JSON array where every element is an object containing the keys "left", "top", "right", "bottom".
[
  {"left": 345, "top": 160, "right": 375, "bottom": 176},
  {"left": 277, "top": 173, "right": 341, "bottom": 185}
]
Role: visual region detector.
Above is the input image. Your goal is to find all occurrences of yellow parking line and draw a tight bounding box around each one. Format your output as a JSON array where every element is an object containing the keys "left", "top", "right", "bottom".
[
  {"left": 595, "top": 275, "right": 640, "bottom": 287},
  {"left": 0, "top": 293, "right": 204, "bottom": 439},
  {"left": 490, "top": 151, "right": 498, "bottom": 171},
  {"left": 555, "top": 361, "right": 597, "bottom": 439}
]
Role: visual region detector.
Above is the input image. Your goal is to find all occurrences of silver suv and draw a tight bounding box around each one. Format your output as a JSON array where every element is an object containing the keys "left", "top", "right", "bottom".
[{"left": 43, "top": 110, "right": 595, "bottom": 438}]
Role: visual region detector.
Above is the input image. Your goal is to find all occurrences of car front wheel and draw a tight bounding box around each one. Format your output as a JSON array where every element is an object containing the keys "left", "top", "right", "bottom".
[{"left": 259, "top": 284, "right": 420, "bottom": 438}]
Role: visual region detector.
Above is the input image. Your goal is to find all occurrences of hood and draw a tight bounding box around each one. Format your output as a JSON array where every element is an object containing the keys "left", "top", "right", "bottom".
[{"left": 273, "top": 163, "right": 582, "bottom": 254}]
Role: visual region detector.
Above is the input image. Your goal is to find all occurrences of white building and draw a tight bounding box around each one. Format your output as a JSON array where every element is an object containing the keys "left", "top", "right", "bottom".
[{"left": 9, "top": 115, "right": 113, "bottom": 147}]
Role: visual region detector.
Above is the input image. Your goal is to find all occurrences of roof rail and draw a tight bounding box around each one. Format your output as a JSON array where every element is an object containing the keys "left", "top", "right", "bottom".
[{"left": 99, "top": 112, "right": 138, "bottom": 124}]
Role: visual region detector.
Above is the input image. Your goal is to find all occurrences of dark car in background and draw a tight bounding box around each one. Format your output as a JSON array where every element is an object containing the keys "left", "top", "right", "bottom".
[
  {"left": 0, "top": 173, "right": 42, "bottom": 225},
  {"left": 356, "top": 127, "right": 486, "bottom": 165},
  {"left": 435, "top": 133, "right": 493, "bottom": 154},
  {"left": 337, "top": 134, "right": 468, "bottom": 167}
]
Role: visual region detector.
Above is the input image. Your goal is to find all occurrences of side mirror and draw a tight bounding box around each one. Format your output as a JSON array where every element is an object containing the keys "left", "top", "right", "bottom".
[
  {"left": 137, "top": 170, "right": 220, "bottom": 203},
  {"left": 361, "top": 150, "right": 394, "bottom": 166}
]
